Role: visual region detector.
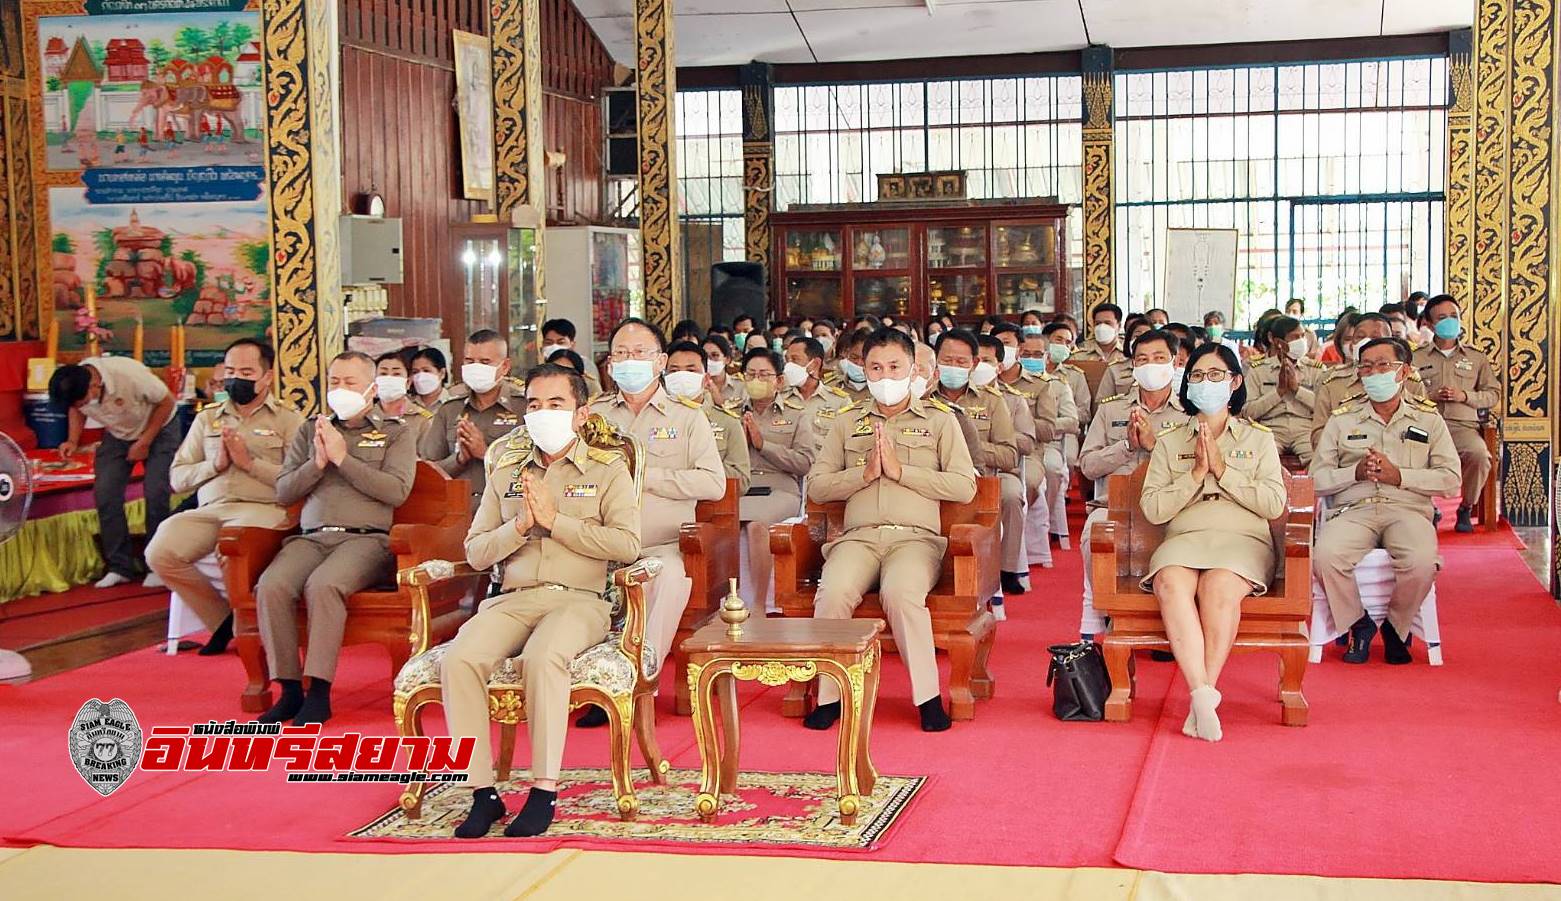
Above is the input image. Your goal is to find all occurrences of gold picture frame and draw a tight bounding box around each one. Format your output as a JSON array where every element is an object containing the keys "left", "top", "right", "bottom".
[
  {"left": 452, "top": 29, "right": 494, "bottom": 203},
  {"left": 876, "top": 169, "right": 966, "bottom": 203}
]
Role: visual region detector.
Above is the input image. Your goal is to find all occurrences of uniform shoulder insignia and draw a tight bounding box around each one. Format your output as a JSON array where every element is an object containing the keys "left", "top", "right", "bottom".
[
  {"left": 1331, "top": 400, "right": 1357, "bottom": 415},
  {"left": 198, "top": 399, "right": 222, "bottom": 411},
  {"left": 1412, "top": 395, "right": 1439, "bottom": 411},
  {"left": 835, "top": 400, "right": 857, "bottom": 414},
  {"left": 1101, "top": 393, "right": 1126, "bottom": 404},
  {"left": 415, "top": 406, "right": 433, "bottom": 418},
  {"left": 673, "top": 394, "right": 702, "bottom": 409},
  {"left": 586, "top": 446, "right": 624, "bottom": 466},
  {"left": 1156, "top": 422, "right": 1182, "bottom": 437},
  {"left": 827, "top": 384, "right": 849, "bottom": 398},
  {"left": 721, "top": 401, "right": 745, "bottom": 417},
  {"left": 783, "top": 396, "right": 805, "bottom": 410},
  {"left": 1060, "top": 362, "right": 1080, "bottom": 372},
  {"left": 926, "top": 396, "right": 955, "bottom": 414},
  {"left": 1246, "top": 419, "right": 1272, "bottom": 432},
  {"left": 1249, "top": 352, "right": 1267, "bottom": 363}
]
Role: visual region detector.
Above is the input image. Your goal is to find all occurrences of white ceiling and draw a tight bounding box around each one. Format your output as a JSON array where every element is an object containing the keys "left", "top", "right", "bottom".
[{"left": 576, "top": 0, "right": 1474, "bottom": 67}]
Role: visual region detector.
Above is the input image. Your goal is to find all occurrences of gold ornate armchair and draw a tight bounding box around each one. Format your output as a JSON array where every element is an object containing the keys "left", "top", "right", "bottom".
[{"left": 391, "top": 416, "right": 669, "bottom": 820}]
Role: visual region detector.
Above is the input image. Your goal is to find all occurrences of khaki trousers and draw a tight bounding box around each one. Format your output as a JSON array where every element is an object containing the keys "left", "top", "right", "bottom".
[
  {"left": 1043, "top": 444, "right": 1068, "bottom": 537},
  {"left": 1313, "top": 502, "right": 1438, "bottom": 641},
  {"left": 1079, "top": 507, "right": 1108, "bottom": 635},
  {"left": 814, "top": 526, "right": 945, "bottom": 705},
  {"left": 997, "top": 472, "right": 1025, "bottom": 573},
  {"left": 255, "top": 533, "right": 391, "bottom": 681},
  {"left": 441, "top": 586, "right": 610, "bottom": 786},
  {"left": 1269, "top": 420, "right": 1314, "bottom": 467},
  {"left": 1447, "top": 420, "right": 1492, "bottom": 508},
  {"left": 641, "top": 542, "right": 691, "bottom": 679},
  {"left": 740, "top": 485, "right": 804, "bottom": 613},
  {"left": 146, "top": 501, "right": 288, "bottom": 630}
]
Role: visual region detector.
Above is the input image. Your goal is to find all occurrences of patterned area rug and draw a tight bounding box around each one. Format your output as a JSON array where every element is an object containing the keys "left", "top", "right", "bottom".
[{"left": 348, "top": 767, "right": 925, "bottom": 851}]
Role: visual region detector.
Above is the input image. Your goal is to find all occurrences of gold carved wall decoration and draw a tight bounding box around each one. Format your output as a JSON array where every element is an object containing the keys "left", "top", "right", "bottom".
[
  {"left": 8, "top": 92, "right": 39, "bottom": 341},
  {"left": 490, "top": 0, "right": 543, "bottom": 222},
  {"left": 1081, "top": 68, "right": 1114, "bottom": 313},
  {"left": 0, "top": 94, "right": 18, "bottom": 340},
  {"left": 1503, "top": 440, "right": 1547, "bottom": 525},
  {"left": 1502, "top": 0, "right": 1553, "bottom": 422},
  {"left": 635, "top": 0, "right": 680, "bottom": 335},
  {"left": 1445, "top": 51, "right": 1475, "bottom": 314},
  {"left": 1471, "top": 0, "right": 1510, "bottom": 369},
  {"left": 743, "top": 141, "right": 772, "bottom": 278}
]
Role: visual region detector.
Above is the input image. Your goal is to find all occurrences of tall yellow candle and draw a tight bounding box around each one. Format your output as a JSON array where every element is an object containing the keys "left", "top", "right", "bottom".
[
  {"left": 46, "top": 317, "right": 59, "bottom": 361},
  {"left": 84, "top": 283, "right": 99, "bottom": 357},
  {"left": 173, "top": 324, "right": 185, "bottom": 369},
  {"left": 133, "top": 318, "right": 144, "bottom": 362}
]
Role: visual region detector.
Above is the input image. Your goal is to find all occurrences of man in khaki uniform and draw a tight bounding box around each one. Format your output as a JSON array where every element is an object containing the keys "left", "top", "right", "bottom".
[
  {"left": 49, "top": 354, "right": 179, "bottom": 588},
  {"left": 442, "top": 363, "right": 640, "bottom": 839},
  {"left": 738, "top": 347, "right": 819, "bottom": 613},
  {"left": 940, "top": 331, "right": 1023, "bottom": 597},
  {"left": 1312, "top": 338, "right": 1460, "bottom": 664},
  {"left": 588, "top": 318, "right": 725, "bottom": 720},
  {"left": 664, "top": 340, "right": 750, "bottom": 495},
  {"left": 1413, "top": 294, "right": 1498, "bottom": 532},
  {"left": 421, "top": 329, "right": 527, "bottom": 500},
  {"left": 147, "top": 339, "right": 303, "bottom": 655},
  {"left": 1077, "top": 330, "right": 1190, "bottom": 636},
  {"left": 1311, "top": 312, "right": 1426, "bottom": 448},
  {"left": 807, "top": 328, "right": 976, "bottom": 733},
  {"left": 833, "top": 329, "right": 872, "bottom": 405},
  {"left": 256, "top": 352, "right": 417, "bottom": 725},
  {"left": 1245, "top": 315, "right": 1325, "bottom": 465},
  {"left": 541, "top": 318, "right": 603, "bottom": 396},
  {"left": 783, "top": 336, "right": 853, "bottom": 447},
  {"left": 1070, "top": 302, "right": 1126, "bottom": 363}
]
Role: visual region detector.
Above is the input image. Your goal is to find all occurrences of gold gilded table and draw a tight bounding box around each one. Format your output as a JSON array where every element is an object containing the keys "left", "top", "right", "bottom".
[{"left": 681, "top": 618, "right": 883, "bottom": 825}]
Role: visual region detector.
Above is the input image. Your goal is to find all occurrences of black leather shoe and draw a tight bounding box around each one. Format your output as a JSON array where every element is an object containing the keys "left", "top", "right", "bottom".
[
  {"left": 574, "top": 706, "right": 609, "bottom": 728},
  {"left": 1149, "top": 650, "right": 1175, "bottom": 662},
  {"left": 1455, "top": 506, "right": 1474, "bottom": 533},
  {"left": 1433, "top": 508, "right": 1443, "bottom": 526},
  {"left": 1381, "top": 623, "right": 1413, "bottom": 665},
  {"left": 1000, "top": 572, "right": 1026, "bottom": 596},
  {"left": 1342, "top": 615, "right": 1377, "bottom": 664}
]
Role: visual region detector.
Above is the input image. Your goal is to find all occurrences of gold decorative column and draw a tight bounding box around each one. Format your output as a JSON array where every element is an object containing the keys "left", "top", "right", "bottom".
[
  {"left": 740, "top": 62, "right": 773, "bottom": 281},
  {"left": 1080, "top": 46, "right": 1115, "bottom": 314},
  {"left": 1470, "top": 0, "right": 1559, "bottom": 532},
  {"left": 262, "top": 0, "right": 345, "bottom": 412},
  {"left": 1443, "top": 30, "right": 1474, "bottom": 313},
  {"left": 490, "top": 0, "right": 546, "bottom": 355},
  {"left": 0, "top": 70, "right": 40, "bottom": 341},
  {"left": 635, "top": 0, "right": 680, "bottom": 334}
]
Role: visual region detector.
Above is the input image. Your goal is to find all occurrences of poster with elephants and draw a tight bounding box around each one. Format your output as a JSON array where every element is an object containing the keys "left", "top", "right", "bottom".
[{"left": 35, "top": 0, "right": 270, "bottom": 367}]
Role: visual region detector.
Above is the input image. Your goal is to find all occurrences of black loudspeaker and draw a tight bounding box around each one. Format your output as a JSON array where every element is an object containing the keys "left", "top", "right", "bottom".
[{"left": 711, "top": 262, "right": 766, "bottom": 330}]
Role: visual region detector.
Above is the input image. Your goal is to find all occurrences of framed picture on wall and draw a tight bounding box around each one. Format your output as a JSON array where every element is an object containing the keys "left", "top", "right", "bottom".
[{"left": 452, "top": 29, "right": 494, "bottom": 203}]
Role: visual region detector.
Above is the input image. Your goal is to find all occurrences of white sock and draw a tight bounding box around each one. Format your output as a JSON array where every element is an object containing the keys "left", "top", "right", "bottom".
[{"left": 1190, "top": 685, "right": 1223, "bottom": 742}]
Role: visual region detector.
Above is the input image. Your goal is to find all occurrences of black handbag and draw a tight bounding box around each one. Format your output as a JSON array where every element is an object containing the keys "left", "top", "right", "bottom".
[{"left": 1046, "top": 641, "right": 1112, "bottom": 721}]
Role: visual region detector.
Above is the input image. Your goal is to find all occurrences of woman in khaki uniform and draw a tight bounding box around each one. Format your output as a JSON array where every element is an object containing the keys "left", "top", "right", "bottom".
[
  {"left": 374, "top": 351, "right": 434, "bottom": 443},
  {"left": 703, "top": 335, "right": 747, "bottom": 408},
  {"left": 1141, "top": 342, "right": 1286, "bottom": 744},
  {"left": 737, "top": 346, "right": 818, "bottom": 613}
]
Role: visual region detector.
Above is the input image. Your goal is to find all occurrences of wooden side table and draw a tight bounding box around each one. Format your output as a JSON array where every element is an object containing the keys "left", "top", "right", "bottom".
[{"left": 681, "top": 618, "right": 883, "bottom": 826}]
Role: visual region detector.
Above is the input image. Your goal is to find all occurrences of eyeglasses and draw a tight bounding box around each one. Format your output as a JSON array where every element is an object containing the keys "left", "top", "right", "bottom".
[
  {"left": 1185, "top": 369, "right": 1231, "bottom": 383},
  {"left": 1356, "top": 360, "right": 1403, "bottom": 375},
  {"left": 609, "top": 348, "right": 660, "bottom": 362}
]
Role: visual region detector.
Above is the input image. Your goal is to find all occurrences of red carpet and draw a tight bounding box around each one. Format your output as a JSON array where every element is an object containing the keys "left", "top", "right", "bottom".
[{"left": 3, "top": 507, "right": 1560, "bottom": 883}]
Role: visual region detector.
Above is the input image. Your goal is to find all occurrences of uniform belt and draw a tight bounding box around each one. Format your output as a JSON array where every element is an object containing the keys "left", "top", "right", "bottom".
[
  {"left": 302, "top": 526, "right": 388, "bottom": 535},
  {"left": 1198, "top": 493, "right": 1223, "bottom": 502},
  {"left": 1328, "top": 495, "right": 1390, "bottom": 517},
  {"left": 878, "top": 524, "right": 932, "bottom": 534}
]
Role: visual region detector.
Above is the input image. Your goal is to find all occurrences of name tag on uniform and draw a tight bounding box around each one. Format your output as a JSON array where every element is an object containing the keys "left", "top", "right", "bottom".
[
  {"left": 1455, "top": 359, "right": 1474, "bottom": 371},
  {"left": 901, "top": 427, "right": 931, "bottom": 437},
  {"left": 852, "top": 420, "right": 874, "bottom": 436},
  {"left": 1347, "top": 432, "right": 1369, "bottom": 441},
  {"left": 1111, "top": 420, "right": 1129, "bottom": 428},
  {"left": 357, "top": 439, "right": 387, "bottom": 448},
  {"left": 564, "top": 484, "right": 597, "bottom": 498},
  {"left": 504, "top": 480, "right": 525, "bottom": 498},
  {"left": 710, "top": 425, "right": 725, "bottom": 437},
  {"left": 650, "top": 427, "right": 678, "bottom": 440},
  {"left": 1229, "top": 449, "right": 1253, "bottom": 459},
  {"left": 252, "top": 428, "right": 277, "bottom": 437},
  {"left": 967, "top": 409, "right": 990, "bottom": 421},
  {"left": 1178, "top": 453, "right": 1196, "bottom": 460},
  {"left": 1404, "top": 427, "right": 1430, "bottom": 444},
  {"left": 494, "top": 414, "right": 519, "bottom": 426},
  {"left": 772, "top": 418, "right": 792, "bottom": 427}
]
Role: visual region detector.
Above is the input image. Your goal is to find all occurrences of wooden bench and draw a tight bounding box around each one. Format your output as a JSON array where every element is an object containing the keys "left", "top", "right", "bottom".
[
  {"left": 1090, "top": 464, "right": 1314, "bottom": 727},
  {"left": 770, "top": 476, "right": 1001, "bottom": 720},
  {"left": 220, "top": 461, "right": 474, "bottom": 712},
  {"left": 671, "top": 477, "right": 743, "bottom": 714}
]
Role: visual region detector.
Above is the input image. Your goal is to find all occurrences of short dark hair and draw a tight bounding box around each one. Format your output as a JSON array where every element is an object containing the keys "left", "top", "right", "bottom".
[
  {"left": 1041, "top": 321, "right": 1072, "bottom": 339},
  {"left": 546, "top": 347, "right": 585, "bottom": 373},
  {"left": 1179, "top": 342, "right": 1247, "bottom": 414},
  {"left": 731, "top": 314, "right": 755, "bottom": 331},
  {"left": 375, "top": 350, "right": 408, "bottom": 368},
  {"left": 467, "top": 329, "right": 507, "bottom": 355},
  {"left": 1164, "top": 322, "right": 1192, "bottom": 342},
  {"left": 934, "top": 328, "right": 980, "bottom": 358},
  {"left": 1287, "top": 298, "right": 1307, "bottom": 314},
  {"left": 1359, "top": 336, "right": 1412, "bottom": 365},
  {"left": 1406, "top": 291, "right": 1429, "bottom": 303},
  {"left": 976, "top": 333, "right": 1005, "bottom": 358},
  {"left": 1091, "top": 302, "right": 1123, "bottom": 324},
  {"left": 1423, "top": 293, "right": 1459, "bottom": 319},
  {"left": 671, "top": 319, "right": 702, "bottom": 343},
  {"left": 1130, "top": 328, "right": 1179, "bottom": 359},
  {"left": 1379, "top": 302, "right": 1406, "bottom": 317},
  {"left": 1021, "top": 308, "right": 1047, "bottom": 325},
  {"left": 608, "top": 317, "right": 666, "bottom": 353},
  {"left": 861, "top": 326, "right": 915, "bottom": 361},
  {"left": 524, "top": 362, "right": 588, "bottom": 406},
  {"left": 989, "top": 322, "right": 1022, "bottom": 342},
  {"left": 225, "top": 338, "right": 274, "bottom": 369},
  {"left": 841, "top": 328, "right": 869, "bottom": 353},
  {"left": 741, "top": 346, "right": 783, "bottom": 373},
  {"left": 702, "top": 334, "right": 734, "bottom": 360},
  {"left": 787, "top": 335, "right": 825, "bottom": 362},
  {"left": 666, "top": 339, "right": 708, "bottom": 368},
  {"left": 411, "top": 346, "right": 447, "bottom": 371},
  {"left": 1146, "top": 307, "right": 1170, "bottom": 320},
  {"left": 1268, "top": 316, "right": 1303, "bottom": 344},
  {"left": 48, "top": 363, "right": 92, "bottom": 411},
  {"left": 1354, "top": 311, "right": 1392, "bottom": 331},
  {"left": 540, "top": 319, "right": 577, "bottom": 341}
]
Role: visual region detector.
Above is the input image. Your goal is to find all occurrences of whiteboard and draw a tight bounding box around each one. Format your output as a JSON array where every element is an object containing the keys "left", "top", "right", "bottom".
[{"left": 1162, "top": 228, "right": 1238, "bottom": 326}]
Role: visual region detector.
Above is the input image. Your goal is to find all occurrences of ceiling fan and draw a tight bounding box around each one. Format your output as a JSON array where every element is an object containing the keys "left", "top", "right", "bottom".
[{"left": 0, "top": 432, "right": 34, "bottom": 682}]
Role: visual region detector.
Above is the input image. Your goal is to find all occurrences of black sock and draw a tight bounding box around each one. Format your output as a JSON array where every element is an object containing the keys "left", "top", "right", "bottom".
[
  {"left": 503, "top": 788, "right": 558, "bottom": 837},
  {"left": 257, "top": 679, "right": 303, "bottom": 724},
  {"left": 293, "top": 678, "right": 332, "bottom": 725},
  {"left": 575, "top": 706, "right": 609, "bottom": 728},
  {"left": 454, "top": 787, "right": 507, "bottom": 839},
  {"left": 918, "top": 697, "right": 952, "bottom": 732},
  {"left": 803, "top": 701, "right": 841, "bottom": 731},
  {"left": 198, "top": 614, "right": 234, "bottom": 656}
]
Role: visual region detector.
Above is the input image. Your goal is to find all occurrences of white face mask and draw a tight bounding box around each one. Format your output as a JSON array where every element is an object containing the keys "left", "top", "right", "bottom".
[
  {"left": 1287, "top": 337, "right": 1309, "bottom": 361},
  {"left": 541, "top": 343, "right": 567, "bottom": 361},
  {"left": 663, "top": 370, "right": 705, "bottom": 399},
  {"left": 524, "top": 409, "right": 577, "bottom": 455},
  {"left": 782, "top": 361, "right": 811, "bottom": 388},
  {"left": 817, "top": 336, "right": 835, "bottom": 354},
  {"left": 462, "top": 362, "right": 500, "bottom": 393},
  {"left": 410, "top": 371, "right": 442, "bottom": 396},
  {"left": 970, "top": 361, "right": 999, "bottom": 387},
  {"left": 706, "top": 359, "right": 726, "bottom": 377},
  {"left": 1133, "top": 362, "right": 1175, "bottom": 392},
  {"left": 1346, "top": 340, "right": 1365, "bottom": 363},
  {"left": 374, "top": 375, "right": 408, "bottom": 402},
  {"left": 1094, "top": 323, "right": 1118, "bottom": 346},
  {"left": 1170, "top": 366, "right": 1186, "bottom": 395},
  {"left": 1000, "top": 345, "right": 1019, "bottom": 370},
  {"left": 908, "top": 375, "right": 929, "bottom": 400},
  {"left": 327, "top": 387, "right": 370, "bottom": 420},
  {"left": 870, "top": 376, "right": 912, "bottom": 407}
]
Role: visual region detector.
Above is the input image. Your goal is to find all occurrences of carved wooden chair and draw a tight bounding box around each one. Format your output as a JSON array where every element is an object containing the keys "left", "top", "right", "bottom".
[
  {"left": 220, "top": 460, "right": 473, "bottom": 712},
  {"left": 1476, "top": 419, "right": 1500, "bottom": 530},
  {"left": 770, "top": 476, "right": 1001, "bottom": 721},
  {"left": 1074, "top": 359, "right": 1109, "bottom": 407},
  {"left": 672, "top": 477, "right": 742, "bottom": 715},
  {"left": 390, "top": 416, "right": 668, "bottom": 821},
  {"left": 1090, "top": 463, "right": 1314, "bottom": 726}
]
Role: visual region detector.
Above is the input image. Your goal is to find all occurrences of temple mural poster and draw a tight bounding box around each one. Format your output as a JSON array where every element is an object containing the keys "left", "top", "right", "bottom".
[{"left": 35, "top": 0, "right": 270, "bottom": 367}]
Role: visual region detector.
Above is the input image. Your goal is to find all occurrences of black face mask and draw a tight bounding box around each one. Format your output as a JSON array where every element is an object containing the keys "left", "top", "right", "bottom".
[{"left": 223, "top": 377, "right": 259, "bottom": 405}]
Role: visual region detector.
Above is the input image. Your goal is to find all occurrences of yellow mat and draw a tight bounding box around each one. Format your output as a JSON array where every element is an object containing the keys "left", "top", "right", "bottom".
[{"left": 1, "top": 846, "right": 1555, "bottom": 901}]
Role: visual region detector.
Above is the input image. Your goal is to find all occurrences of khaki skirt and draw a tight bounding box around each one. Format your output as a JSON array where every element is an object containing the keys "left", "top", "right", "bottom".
[{"left": 1139, "top": 497, "right": 1275, "bottom": 594}]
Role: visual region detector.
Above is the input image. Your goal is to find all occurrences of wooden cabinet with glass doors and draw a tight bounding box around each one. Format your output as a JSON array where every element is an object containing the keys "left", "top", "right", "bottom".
[{"left": 771, "top": 201, "right": 1071, "bottom": 326}]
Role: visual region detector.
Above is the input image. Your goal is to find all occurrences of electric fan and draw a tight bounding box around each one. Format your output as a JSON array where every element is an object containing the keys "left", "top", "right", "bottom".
[{"left": 0, "top": 432, "right": 33, "bottom": 681}]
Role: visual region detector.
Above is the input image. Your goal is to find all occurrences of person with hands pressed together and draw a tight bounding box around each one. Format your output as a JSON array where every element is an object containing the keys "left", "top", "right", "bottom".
[
  {"left": 1411, "top": 295, "right": 1498, "bottom": 532},
  {"left": 737, "top": 346, "right": 820, "bottom": 613},
  {"left": 48, "top": 353, "right": 181, "bottom": 589},
  {"left": 421, "top": 329, "right": 526, "bottom": 501},
  {"left": 1140, "top": 343, "right": 1286, "bottom": 742},
  {"left": 253, "top": 352, "right": 416, "bottom": 726},
  {"left": 1244, "top": 316, "right": 1324, "bottom": 465},
  {"left": 441, "top": 363, "right": 641, "bottom": 840},
  {"left": 804, "top": 328, "right": 977, "bottom": 733},
  {"left": 701, "top": 334, "right": 746, "bottom": 407},
  {"left": 663, "top": 340, "right": 750, "bottom": 495},
  {"left": 1312, "top": 338, "right": 1460, "bottom": 665},
  {"left": 147, "top": 339, "right": 303, "bottom": 654}
]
